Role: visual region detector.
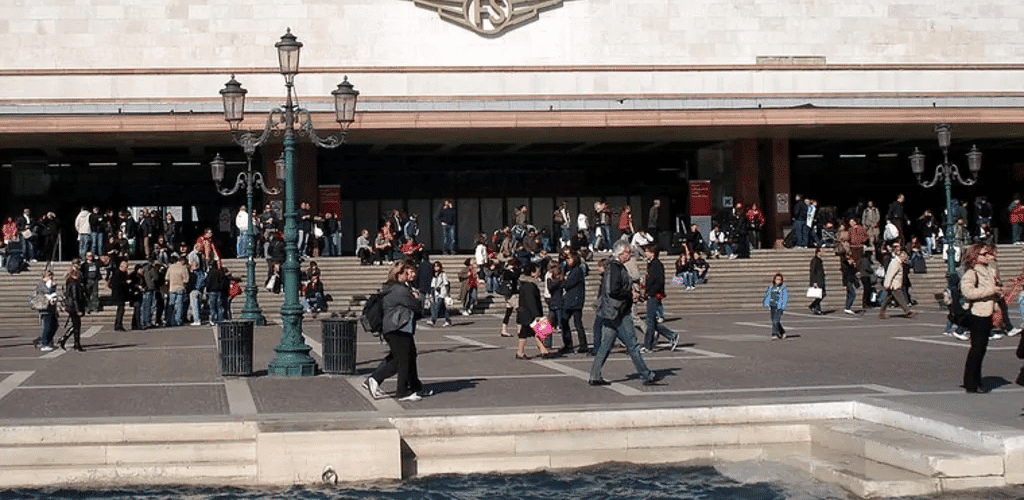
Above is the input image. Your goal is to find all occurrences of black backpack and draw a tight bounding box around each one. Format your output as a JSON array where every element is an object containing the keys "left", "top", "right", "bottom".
[{"left": 359, "top": 292, "right": 384, "bottom": 336}]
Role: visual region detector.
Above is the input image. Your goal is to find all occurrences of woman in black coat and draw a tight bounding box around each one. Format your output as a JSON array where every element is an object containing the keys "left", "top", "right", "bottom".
[
  {"left": 60, "top": 266, "right": 89, "bottom": 351},
  {"left": 515, "top": 262, "right": 552, "bottom": 360},
  {"left": 808, "top": 246, "right": 826, "bottom": 315},
  {"left": 560, "top": 251, "right": 588, "bottom": 354}
]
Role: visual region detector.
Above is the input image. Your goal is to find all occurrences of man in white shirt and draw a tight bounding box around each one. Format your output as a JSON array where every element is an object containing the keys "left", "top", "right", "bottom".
[
  {"left": 709, "top": 224, "right": 732, "bottom": 259},
  {"left": 74, "top": 207, "right": 91, "bottom": 258},
  {"left": 630, "top": 229, "right": 654, "bottom": 254},
  {"left": 235, "top": 206, "right": 250, "bottom": 259}
]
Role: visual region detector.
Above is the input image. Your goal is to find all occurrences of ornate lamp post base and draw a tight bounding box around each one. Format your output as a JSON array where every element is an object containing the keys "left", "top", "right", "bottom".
[{"left": 268, "top": 348, "right": 317, "bottom": 376}]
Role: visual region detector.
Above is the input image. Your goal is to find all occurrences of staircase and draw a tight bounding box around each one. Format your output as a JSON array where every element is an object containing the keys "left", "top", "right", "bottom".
[{"left": 4, "top": 246, "right": 1023, "bottom": 327}]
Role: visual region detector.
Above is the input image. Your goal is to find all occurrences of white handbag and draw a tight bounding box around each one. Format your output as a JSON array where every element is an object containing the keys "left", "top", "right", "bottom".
[{"left": 806, "top": 286, "right": 823, "bottom": 299}]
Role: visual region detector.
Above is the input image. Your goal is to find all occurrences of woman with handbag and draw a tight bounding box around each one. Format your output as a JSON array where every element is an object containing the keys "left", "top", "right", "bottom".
[
  {"left": 808, "top": 246, "right": 826, "bottom": 315},
  {"left": 961, "top": 243, "right": 1002, "bottom": 393},
  {"left": 428, "top": 261, "right": 452, "bottom": 327},
  {"left": 33, "top": 270, "right": 59, "bottom": 351},
  {"left": 515, "top": 262, "right": 553, "bottom": 360}
]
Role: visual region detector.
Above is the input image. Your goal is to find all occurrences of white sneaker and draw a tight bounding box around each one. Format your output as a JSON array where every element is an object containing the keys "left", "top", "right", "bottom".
[
  {"left": 669, "top": 337, "right": 678, "bottom": 352},
  {"left": 362, "top": 377, "right": 384, "bottom": 400},
  {"left": 991, "top": 332, "right": 1005, "bottom": 340},
  {"left": 1008, "top": 328, "right": 1022, "bottom": 337},
  {"left": 638, "top": 347, "right": 650, "bottom": 354},
  {"left": 952, "top": 331, "right": 970, "bottom": 341},
  {"left": 843, "top": 309, "right": 856, "bottom": 315},
  {"left": 398, "top": 393, "right": 422, "bottom": 402},
  {"left": 461, "top": 310, "right": 471, "bottom": 316},
  {"left": 728, "top": 254, "right": 737, "bottom": 260},
  {"left": 191, "top": 321, "right": 201, "bottom": 326},
  {"left": 40, "top": 345, "right": 54, "bottom": 352}
]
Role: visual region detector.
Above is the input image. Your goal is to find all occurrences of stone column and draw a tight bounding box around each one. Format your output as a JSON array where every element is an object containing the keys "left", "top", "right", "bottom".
[
  {"left": 768, "top": 138, "right": 791, "bottom": 248},
  {"left": 732, "top": 139, "right": 759, "bottom": 209}
]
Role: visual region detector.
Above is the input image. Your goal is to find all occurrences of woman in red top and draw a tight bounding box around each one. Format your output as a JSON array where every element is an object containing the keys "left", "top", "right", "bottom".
[
  {"left": 745, "top": 203, "right": 766, "bottom": 249},
  {"left": 618, "top": 205, "right": 634, "bottom": 239},
  {"left": 458, "top": 258, "right": 479, "bottom": 316},
  {"left": 2, "top": 217, "right": 18, "bottom": 244}
]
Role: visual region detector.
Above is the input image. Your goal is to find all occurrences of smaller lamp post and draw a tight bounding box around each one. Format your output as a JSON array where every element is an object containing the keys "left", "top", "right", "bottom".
[
  {"left": 909, "top": 123, "right": 982, "bottom": 290},
  {"left": 210, "top": 152, "right": 281, "bottom": 325}
]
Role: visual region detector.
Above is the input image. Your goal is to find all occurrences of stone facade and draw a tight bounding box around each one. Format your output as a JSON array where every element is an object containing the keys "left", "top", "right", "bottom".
[{"left": 2, "top": 0, "right": 1023, "bottom": 102}]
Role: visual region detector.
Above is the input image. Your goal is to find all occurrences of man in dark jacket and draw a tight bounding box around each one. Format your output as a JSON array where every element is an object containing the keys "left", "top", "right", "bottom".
[
  {"left": 642, "top": 245, "right": 679, "bottom": 352},
  {"left": 109, "top": 260, "right": 130, "bottom": 331},
  {"left": 587, "top": 240, "right": 660, "bottom": 386}
]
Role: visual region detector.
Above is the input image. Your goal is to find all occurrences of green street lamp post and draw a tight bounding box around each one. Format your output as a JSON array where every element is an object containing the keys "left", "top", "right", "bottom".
[
  {"left": 909, "top": 123, "right": 982, "bottom": 292},
  {"left": 209, "top": 151, "right": 283, "bottom": 326},
  {"left": 218, "top": 29, "right": 359, "bottom": 376}
]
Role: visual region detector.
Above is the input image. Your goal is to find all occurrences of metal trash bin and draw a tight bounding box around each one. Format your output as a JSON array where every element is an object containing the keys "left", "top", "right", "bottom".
[
  {"left": 322, "top": 318, "right": 357, "bottom": 375},
  {"left": 218, "top": 320, "right": 254, "bottom": 376}
]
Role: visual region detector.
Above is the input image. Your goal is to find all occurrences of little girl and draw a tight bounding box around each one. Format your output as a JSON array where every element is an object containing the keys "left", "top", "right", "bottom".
[{"left": 762, "top": 273, "right": 789, "bottom": 340}]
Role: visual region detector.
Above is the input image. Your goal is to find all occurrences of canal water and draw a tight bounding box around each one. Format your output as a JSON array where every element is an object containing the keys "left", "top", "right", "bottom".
[{"left": 2, "top": 463, "right": 1023, "bottom": 500}]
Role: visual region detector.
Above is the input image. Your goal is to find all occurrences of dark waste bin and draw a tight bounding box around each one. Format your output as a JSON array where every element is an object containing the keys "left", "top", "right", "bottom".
[
  {"left": 322, "top": 318, "right": 357, "bottom": 375},
  {"left": 218, "top": 320, "right": 254, "bottom": 376}
]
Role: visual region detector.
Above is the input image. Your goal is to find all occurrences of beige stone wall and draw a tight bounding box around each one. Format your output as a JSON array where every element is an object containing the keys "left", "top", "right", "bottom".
[{"left": 2, "top": 0, "right": 1023, "bottom": 101}]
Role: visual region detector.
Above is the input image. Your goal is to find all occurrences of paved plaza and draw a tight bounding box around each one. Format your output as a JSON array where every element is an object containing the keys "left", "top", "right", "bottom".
[{"left": 2, "top": 306, "right": 1024, "bottom": 429}]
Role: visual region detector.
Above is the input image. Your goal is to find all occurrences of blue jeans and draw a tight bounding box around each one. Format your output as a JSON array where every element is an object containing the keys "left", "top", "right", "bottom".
[
  {"left": 845, "top": 281, "right": 857, "bottom": 310},
  {"left": 208, "top": 291, "right": 223, "bottom": 323},
  {"left": 168, "top": 291, "right": 185, "bottom": 326},
  {"left": 90, "top": 232, "right": 104, "bottom": 255},
  {"left": 486, "top": 274, "right": 500, "bottom": 294},
  {"left": 39, "top": 311, "right": 57, "bottom": 348},
  {"left": 589, "top": 313, "right": 654, "bottom": 383},
  {"left": 430, "top": 296, "right": 450, "bottom": 323},
  {"left": 236, "top": 234, "right": 249, "bottom": 258},
  {"left": 189, "top": 290, "right": 203, "bottom": 324},
  {"left": 464, "top": 287, "right": 478, "bottom": 314},
  {"left": 770, "top": 307, "right": 784, "bottom": 336},
  {"left": 442, "top": 224, "right": 456, "bottom": 253},
  {"left": 78, "top": 235, "right": 90, "bottom": 259},
  {"left": 1014, "top": 224, "right": 1023, "bottom": 244},
  {"left": 305, "top": 291, "right": 327, "bottom": 312},
  {"left": 297, "top": 230, "right": 308, "bottom": 256},
  {"left": 711, "top": 241, "right": 732, "bottom": 256},
  {"left": 600, "top": 224, "right": 612, "bottom": 250},
  {"left": 644, "top": 296, "right": 677, "bottom": 350},
  {"left": 141, "top": 291, "right": 155, "bottom": 327}
]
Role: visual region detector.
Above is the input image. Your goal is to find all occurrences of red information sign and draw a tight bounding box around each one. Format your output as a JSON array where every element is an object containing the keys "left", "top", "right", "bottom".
[
  {"left": 689, "top": 181, "right": 712, "bottom": 217},
  {"left": 318, "top": 185, "right": 341, "bottom": 217}
]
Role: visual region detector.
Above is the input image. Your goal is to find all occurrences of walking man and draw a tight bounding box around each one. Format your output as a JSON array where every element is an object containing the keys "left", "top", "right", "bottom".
[
  {"left": 588, "top": 240, "right": 661, "bottom": 386},
  {"left": 641, "top": 245, "right": 679, "bottom": 352},
  {"left": 879, "top": 250, "right": 916, "bottom": 319}
]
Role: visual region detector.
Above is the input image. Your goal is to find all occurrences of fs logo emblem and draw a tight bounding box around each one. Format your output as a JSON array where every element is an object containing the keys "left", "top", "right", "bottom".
[{"left": 412, "top": 0, "right": 565, "bottom": 36}]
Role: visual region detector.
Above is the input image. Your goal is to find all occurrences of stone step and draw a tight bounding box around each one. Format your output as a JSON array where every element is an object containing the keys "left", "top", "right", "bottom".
[
  {"left": 404, "top": 422, "right": 810, "bottom": 460},
  {"left": 413, "top": 442, "right": 801, "bottom": 477},
  {"left": 782, "top": 444, "right": 943, "bottom": 498},
  {"left": 0, "top": 440, "right": 257, "bottom": 468},
  {"left": 810, "top": 420, "right": 1004, "bottom": 479},
  {"left": 0, "top": 462, "right": 257, "bottom": 487}
]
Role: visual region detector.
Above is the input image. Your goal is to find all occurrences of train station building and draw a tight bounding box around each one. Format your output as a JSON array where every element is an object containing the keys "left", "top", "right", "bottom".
[{"left": 2, "top": 0, "right": 1024, "bottom": 252}]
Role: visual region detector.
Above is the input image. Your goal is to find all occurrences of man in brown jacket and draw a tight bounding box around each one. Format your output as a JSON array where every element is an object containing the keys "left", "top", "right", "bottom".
[{"left": 165, "top": 256, "right": 191, "bottom": 327}]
